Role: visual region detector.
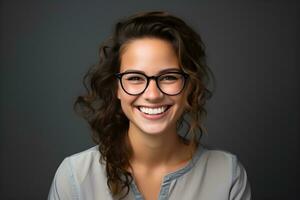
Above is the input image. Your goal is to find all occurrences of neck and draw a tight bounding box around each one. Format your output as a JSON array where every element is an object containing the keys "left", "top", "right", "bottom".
[{"left": 127, "top": 124, "right": 193, "bottom": 169}]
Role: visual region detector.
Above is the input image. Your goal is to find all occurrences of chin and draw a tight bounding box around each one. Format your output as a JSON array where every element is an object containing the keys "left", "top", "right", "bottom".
[
  {"left": 136, "top": 122, "right": 176, "bottom": 136},
  {"left": 140, "top": 128, "right": 166, "bottom": 136}
]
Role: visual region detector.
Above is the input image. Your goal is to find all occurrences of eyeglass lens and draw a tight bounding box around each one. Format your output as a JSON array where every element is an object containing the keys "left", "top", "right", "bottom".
[{"left": 120, "top": 72, "right": 186, "bottom": 95}]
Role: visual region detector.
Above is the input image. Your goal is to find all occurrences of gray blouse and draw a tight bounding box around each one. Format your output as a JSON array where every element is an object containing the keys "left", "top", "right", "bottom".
[{"left": 48, "top": 145, "right": 251, "bottom": 200}]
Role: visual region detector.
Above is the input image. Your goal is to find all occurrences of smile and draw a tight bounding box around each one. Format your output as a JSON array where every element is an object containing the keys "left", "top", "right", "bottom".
[{"left": 138, "top": 106, "right": 171, "bottom": 115}]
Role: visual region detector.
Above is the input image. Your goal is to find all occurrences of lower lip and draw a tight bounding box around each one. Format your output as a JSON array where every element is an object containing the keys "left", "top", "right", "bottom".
[{"left": 137, "top": 107, "right": 170, "bottom": 120}]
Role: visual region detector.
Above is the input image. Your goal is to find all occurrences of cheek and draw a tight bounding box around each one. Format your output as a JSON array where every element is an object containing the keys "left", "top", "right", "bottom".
[
  {"left": 116, "top": 82, "right": 121, "bottom": 99},
  {"left": 119, "top": 95, "right": 138, "bottom": 121},
  {"left": 117, "top": 88, "right": 121, "bottom": 100},
  {"left": 177, "top": 88, "right": 189, "bottom": 105},
  {"left": 171, "top": 95, "right": 188, "bottom": 117},
  {"left": 117, "top": 84, "right": 124, "bottom": 100},
  {"left": 182, "top": 83, "right": 192, "bottom": 109},
  {"left": 117, "top": 89, "right": 137, "bottom": 108}
]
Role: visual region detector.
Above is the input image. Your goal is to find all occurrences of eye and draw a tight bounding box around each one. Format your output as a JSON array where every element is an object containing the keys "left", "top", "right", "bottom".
[
  {"left": 161, "top": 75, "right": 178, "bottom": 80},
  {"left": 127, "top": 76, "right": 143, "bottom": 81},
  {"left": 123, "top": 74, "right": 146, "bottom": 84},
  {"left": 159, "top": 74, "right": 181, "bottom": 82}
]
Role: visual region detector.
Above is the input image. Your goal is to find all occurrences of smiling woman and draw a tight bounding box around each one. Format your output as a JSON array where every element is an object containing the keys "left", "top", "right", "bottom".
[
  {"left": 117, "top": 38, "right": 188, "bottom": 137},
  {"left": 48, "top": 11, "right": 251, "bottom": 200}
]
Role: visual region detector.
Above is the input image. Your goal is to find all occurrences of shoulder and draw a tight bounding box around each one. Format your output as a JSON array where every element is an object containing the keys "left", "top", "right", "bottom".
[
  {"left": 190, "top": 147, "right": 232, "bottom": 182},
  {"left": 199, "top": 146, "right": 241, "bottom": 173},
  {"left": 195, "top": 146, "right": 248, "bottom": 182},
  {"left": 190, "top": 145, "right": 251, "bottom": 199},
  {"left": 201, "top": 146, "right": 237, "bottom": 162},
  {"left": 61, "top": 145, "right": 104, "bottom": 183},
  {"left": 48, "top": 146, "right": 107, "bottom": 200},
  {"left": 66, "top": 146, "right": 101, "bottom": 169}
]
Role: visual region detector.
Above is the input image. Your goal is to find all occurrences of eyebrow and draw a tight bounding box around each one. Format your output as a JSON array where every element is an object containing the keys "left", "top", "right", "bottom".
[{"left": 122, "top": 67, "right": 181, "bottom": 74}]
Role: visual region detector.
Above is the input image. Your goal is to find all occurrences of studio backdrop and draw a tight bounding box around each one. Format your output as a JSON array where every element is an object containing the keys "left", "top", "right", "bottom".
[{"left": 0, "top": 0, "right": 299, "bottom": 199}]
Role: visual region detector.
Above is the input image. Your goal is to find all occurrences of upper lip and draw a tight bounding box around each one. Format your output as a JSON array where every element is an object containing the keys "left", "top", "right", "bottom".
[{"left": 136, "top": 105, "right": 171, "bottom": 108}]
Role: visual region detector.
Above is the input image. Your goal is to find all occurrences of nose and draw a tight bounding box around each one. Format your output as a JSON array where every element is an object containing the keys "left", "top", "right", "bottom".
[{"left": 143, "top": 79, "right": 163, "bottom": 100}]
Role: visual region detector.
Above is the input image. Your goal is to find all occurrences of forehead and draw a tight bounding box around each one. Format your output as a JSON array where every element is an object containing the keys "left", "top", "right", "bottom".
[{"left": 119, "top": 38, "right": 179, "bottom": 74}]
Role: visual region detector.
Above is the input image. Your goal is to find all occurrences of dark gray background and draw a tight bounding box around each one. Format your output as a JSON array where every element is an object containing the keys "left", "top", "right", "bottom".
[{"left": 1, "top": 0, "right": 299, "bottom": 199}]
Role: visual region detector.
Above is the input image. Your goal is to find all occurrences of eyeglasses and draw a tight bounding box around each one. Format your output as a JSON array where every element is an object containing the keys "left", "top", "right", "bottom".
[{"left": 115, "top": 71, "right": 189, "bottom": 96}]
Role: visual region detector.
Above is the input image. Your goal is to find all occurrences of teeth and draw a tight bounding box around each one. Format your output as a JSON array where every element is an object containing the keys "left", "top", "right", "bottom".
[{"left": 139, "top": 106, "right": 167, "bottom": 115}]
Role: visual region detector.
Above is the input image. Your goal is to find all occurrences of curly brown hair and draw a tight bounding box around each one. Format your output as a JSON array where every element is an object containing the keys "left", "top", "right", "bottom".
[{"left": 74, "top": 11, "right": 214, "bottom": 199}]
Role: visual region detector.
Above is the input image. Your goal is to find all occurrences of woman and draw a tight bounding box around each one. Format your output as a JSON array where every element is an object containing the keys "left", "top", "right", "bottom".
[{"left": 48, "top": 11, "right": 251, "bottom": 200}]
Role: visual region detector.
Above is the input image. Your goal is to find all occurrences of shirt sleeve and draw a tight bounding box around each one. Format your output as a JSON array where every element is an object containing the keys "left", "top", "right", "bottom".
[
  {"left": 48, "top": 157, "right": 79, "bottom": 200},
  {"left": 229, "top": 156, "right": 252, "bottom": 200}
]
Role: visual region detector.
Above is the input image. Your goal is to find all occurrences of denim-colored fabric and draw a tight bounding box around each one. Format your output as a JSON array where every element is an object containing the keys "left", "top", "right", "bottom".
[{"left": 48, "top": 145, "right": 251, "bottom": 200}]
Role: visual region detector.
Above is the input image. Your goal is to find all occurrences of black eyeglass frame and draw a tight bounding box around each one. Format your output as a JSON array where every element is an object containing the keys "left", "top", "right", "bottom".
[{"left": 115, "top": 71, "right": 189, "bottom": 96}]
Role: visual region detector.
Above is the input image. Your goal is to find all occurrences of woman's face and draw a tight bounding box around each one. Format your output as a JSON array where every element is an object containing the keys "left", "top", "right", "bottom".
[{"left": 117, "top": 38, "right": 188, "bottom": 136}]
